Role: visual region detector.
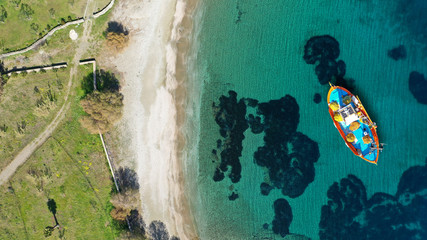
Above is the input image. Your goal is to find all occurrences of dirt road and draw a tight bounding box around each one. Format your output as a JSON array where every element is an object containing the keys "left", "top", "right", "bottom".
[{"left": 0, "top": 1, "right": 96, "bottom": 186}]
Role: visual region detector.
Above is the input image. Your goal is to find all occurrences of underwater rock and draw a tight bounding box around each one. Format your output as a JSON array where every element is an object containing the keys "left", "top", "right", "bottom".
[
  {"left": 303, "top": 35, "right": 346, "bottom": 85},
  {"left": 272, "top": 198, "right": 293, "bottom": 237},
  {"left": 388, "top": 45, "right": 407, "bottom": 60},
  {"left": 212, "top": 92, "right": 319, "bottom": 200},
  {"left": 254, "top": 96, "right": 319, "bottom": 198},
  {"left": 303, "top": 35, "right": 340, "bottom": 64},
  {"left": 245, "top": 98, "right": 259, "bottom": 108},
  {"left": 313, "top": 93, "right": 322, "bottom": 104},
  {"left": 260, "top": 182, "right": 274, "bottom": 196},
  {"left": 408, "top": 71, "right": 427, "bottom": 104},
  {"left": 319, "top": 160, "right": 427, "bottom": 240},
  {"left": 212, "top": 91, "right": 248, "bottom": 183},
  {"left": 213, "top": 168, "right": 225, "bottom": 182},
  {"left": 228, "top": 192, "right": 239, "bottom": 201},
  {"left": 247, "top": 114, "right": 263, "bottom": 134},
  {"left": 263, "top": 223, "right": 269, "bottom": 229}
]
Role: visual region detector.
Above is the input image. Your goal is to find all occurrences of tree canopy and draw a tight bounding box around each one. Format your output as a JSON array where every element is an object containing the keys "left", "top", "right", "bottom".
[{"left": 80, "top": 91, "right": 123, "bottom": 134}]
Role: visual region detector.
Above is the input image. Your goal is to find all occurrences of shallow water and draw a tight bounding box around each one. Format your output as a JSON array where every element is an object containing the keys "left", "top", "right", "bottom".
[{"left": 187, "top": 0, "right": 427, "bottom": 239}]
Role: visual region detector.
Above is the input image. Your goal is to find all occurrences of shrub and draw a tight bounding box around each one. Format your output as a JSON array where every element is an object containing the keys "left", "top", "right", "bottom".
[
  {"left": 0, "top": 5, "right": 7, "bottom": 23},
  {"left": 79, "top": 91, "right": 123, "bottom": 134},
  {"left": 10, "top": 0, "right": 21, "bottom": 8},
  {"left": 49, "top": 8, "right": 55, "bottom": 18},
  {"left": 106, "top": 32, "right": 129, "bottom": 52},
  {"left": 30, "top": 23, "right": 39, "bottom": 34},
  {"left": 19, "top": 3, "right": 34, "bottom": 20}
]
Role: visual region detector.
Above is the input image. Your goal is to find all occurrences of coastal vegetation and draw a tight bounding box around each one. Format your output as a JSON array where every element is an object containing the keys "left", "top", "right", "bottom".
[
  {"left": 0, "top": 0, "right": 110, "bottom": 53},
  {"left": 105, "top": 21, "right": 129, "bottom": 52},
  {"left": 79, "top": 70, "right": 123, "bottom": 134}
]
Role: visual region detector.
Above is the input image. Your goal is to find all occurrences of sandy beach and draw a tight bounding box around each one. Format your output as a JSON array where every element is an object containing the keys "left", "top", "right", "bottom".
[{"left": 105, "top": 0, "right": 198, "bottom": 239}]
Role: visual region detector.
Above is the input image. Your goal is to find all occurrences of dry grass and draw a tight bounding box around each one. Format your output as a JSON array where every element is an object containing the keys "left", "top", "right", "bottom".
[{"left": 0, "top": 69, "right": 68, "bottom": 172}]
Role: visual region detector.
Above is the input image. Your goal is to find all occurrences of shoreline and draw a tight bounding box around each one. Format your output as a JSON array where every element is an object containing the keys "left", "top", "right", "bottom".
[{"left": 106, "top": 0, "right": 199, "bottom": 238}]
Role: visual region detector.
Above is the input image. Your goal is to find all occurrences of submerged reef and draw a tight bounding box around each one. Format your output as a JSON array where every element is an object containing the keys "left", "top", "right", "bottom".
[
  {"left": 303, "top": 35, "right": 346, "bottom": 85},
  {"left": 254, "top": 96, "right": 320, "bottom": 198},
  {"left": 313, "top": 93, "right": 321, "bottom": 104},
  {"left": 212, "top": 91, "right": 248, "bottom": 183},
  {"left": 388, "top": 45, "right": 407, "bottom": 60},
  {"left": 408, "top": 71, "right": 427, "bottom": 104},
  {"left": 319, "top": 159, "right": 427, "bottom": 240},
  {"left": 272, "top": 198, "right": 293, "bottom": 237},
  {"left": 212, "top": 92, "right": 319, "bottom": 199}
]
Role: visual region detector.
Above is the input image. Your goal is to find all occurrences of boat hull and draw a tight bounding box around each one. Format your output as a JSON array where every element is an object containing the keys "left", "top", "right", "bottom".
[{"left": 327, "top": 85, "right": 380, "bottom": 164}]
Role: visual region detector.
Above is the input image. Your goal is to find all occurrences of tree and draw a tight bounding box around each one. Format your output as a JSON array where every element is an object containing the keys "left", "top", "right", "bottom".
[
  {"left": 106, "top": 32, "right": 129, "bottom": 52},
  {"left": 30, "top": 23, "right": 39, "bottom": 34},
  {"left": 20, "top": 3, "right": 34, "bottom": 20},
  {"left": 110, "top": 207, "right": 131, "bottom": 221},
  {"left": 0, "top": 5, "right": 7, "bottom": 23},
  {"left": 79, "top": 91, "right": 123, "bottom": 134},
  {"left": 44, "top": 226, "right": 54, "bottom": 237},
  {"left": 110, "top": 189, "right": 140, "bottom": 211},
  {"left": 44, "top": 199, "right": 59, "bottom": 237}
]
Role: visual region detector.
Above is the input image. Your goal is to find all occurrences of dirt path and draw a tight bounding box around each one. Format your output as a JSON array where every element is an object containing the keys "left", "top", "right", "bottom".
[{"left": 0, "top": 1, "right": 96, "bottom": 186}]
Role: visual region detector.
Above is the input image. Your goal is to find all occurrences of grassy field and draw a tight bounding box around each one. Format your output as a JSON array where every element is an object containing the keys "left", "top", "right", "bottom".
[
  {"left": 0, "top": 69, "right": 69, "bottom": 172},
  {"left": 0, "top": 65, "right": 121, "bottom": 239},
  {"left": 0, "top": 0, "right": 110, "bottom": 53},
  {"left": 2, "top": 2, "right": 111, "bottom": 69}
]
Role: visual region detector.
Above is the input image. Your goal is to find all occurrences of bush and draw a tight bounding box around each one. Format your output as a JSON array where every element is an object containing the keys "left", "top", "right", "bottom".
[
  {"left": 49, "top": 8, "right": 55, "bottom": 18},
  {"left": 19, "top": 3, "right": 34, "bottom": 20},
  {"left": 10, "top": 0, "right": 21, "bottom": 8},
  {"left": 30, "top": 23, "right": 39, "bottom": 34},
  {"left": 0, "top": 5, "right": 7, "bottom": 23},
  {"left": 106, "top": 32, "right": 129, "bottom": 52},
  {"left": 79, "top": 91, "right": 123, "bottom": 134}
]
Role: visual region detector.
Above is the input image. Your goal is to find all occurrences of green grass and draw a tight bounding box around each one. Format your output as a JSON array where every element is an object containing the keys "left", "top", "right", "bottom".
[
  {"left": 0, "top": 69, "right": 69, "bottom": 172},
  {"left": 0, "top": 66, "right": 121, "bottom": 239},
  {"left": 0, "top": 0, "right": 110, "bottom": 53},
  {"left": 1, "top": 0, "right": 112, "bottom": 68}
]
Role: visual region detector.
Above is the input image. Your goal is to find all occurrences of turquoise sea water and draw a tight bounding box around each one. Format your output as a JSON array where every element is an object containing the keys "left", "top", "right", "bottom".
[{"left": 186, "top": 0, "right": 427, "bottom": 239}]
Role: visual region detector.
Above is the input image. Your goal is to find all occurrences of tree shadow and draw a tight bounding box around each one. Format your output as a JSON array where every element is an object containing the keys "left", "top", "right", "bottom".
[
  {"left": 44, "top": 198, "right": 59, "bottom": 237},
  {"left": 106, "top": 21, "right": 128, "bottom": 35},
  {"left": 81, "top": 69, "right": 120, "bottom": 96},
  {"left": 149, "top": 221, "right": 169, "bottom": 240},
  {"left": 115, "top": 167, "right": 139, "bottom": 192}
]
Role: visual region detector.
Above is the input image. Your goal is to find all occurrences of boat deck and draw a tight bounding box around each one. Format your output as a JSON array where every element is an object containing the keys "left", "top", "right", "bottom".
[{"left": 328, "top": 87, "right": 378, "bottom": 162}]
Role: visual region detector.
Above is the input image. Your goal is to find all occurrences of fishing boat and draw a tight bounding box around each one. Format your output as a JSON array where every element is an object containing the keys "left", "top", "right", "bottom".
[{"left": 327, "top": 83, "right": 381, "bottom": 164}]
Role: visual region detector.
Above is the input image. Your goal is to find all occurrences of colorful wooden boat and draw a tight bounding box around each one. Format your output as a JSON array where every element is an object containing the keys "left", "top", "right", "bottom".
[{"left": 327, "top": 83, "right": 380, "bottom": 164}]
